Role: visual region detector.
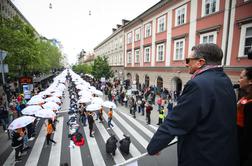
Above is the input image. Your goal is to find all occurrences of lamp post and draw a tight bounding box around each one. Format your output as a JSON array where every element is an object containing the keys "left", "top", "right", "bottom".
[{"left": 0, "top": 50, "right": 7, "bottom": 84}]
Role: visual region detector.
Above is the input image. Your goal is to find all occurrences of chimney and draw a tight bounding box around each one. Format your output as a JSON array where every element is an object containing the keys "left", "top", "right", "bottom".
[
  {"left": 122, "top": 19, "right": 130, "bottom": 26},
  {"left": 117, "top": 24, "right": 122, "bottom": 28},
  {"left": 112, "top": 28, "right": 117, "bottom": 33}
]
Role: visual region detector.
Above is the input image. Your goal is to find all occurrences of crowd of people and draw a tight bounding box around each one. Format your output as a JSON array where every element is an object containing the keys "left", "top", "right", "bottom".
[{"left": 0, "top": 43, "right": 251, "bottom": 165}]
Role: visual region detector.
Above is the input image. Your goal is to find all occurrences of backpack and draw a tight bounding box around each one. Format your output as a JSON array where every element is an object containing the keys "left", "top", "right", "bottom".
[{"left": 72, "top": 132, "right": 85, "bottom": 146}]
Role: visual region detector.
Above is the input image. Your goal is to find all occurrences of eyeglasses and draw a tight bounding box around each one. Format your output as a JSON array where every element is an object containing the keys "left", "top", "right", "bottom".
[{"left": 185, "top": 57, "right": 200, "bottom": 64}]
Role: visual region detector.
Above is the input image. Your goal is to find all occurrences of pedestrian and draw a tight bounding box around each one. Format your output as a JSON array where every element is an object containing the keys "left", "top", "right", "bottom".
[
  {"left": 79, "top": 104, "right": 87, "bottom": 126},
  {"left": 237, "top": 67, "right": 252, "bottom": 166},
  {"left": 140, "top": 98, "right": 146, "bottom": 116},
  {"left": 87, "top": 111, "right": 94, "bottom": 137},
  {"left": 157, "top": 106, "right": 165, "bottom": 125},
  {"left": 9, "top": 102, "right": 18, "bottom": 121},
  {"left": 107, "top": 107, "right": 114, "bottom": 129},
  {"left": 45, "top": 119, "right": 56, "bottom": 146},
  {"left": 147, "top": 43, "right": 239, "bottom": 166},
  {"left": 99, "top": 106, "right": 104, "bottom": 123},
  {"left": 156, "top": 96, "right": 162, "bottom": 111},
  {"left": 11, "top": 128, "right": 24, "bottom": 162},
  {"left": 0, "top": 98, "right": 9, "bottom": 132},
  {"left": 145, "top": 102, "right": 153, "bottom": 125},
  {"left": 166, "top": 96, "right": 173, "bottom": 115}
]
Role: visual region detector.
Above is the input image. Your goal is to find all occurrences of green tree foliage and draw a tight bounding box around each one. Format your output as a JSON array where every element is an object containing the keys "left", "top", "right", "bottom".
[
  {"left": 72, "top": 63, "right": 92, "bottom": 74},
  {"left": 91, "top": 56, "right": 113, "bottom": 80},
  {"left": 0, "top": 15, "right": 63, "bottom": 79}
]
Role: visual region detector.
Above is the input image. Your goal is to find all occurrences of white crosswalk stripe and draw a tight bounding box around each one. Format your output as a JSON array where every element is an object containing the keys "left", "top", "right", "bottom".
[
  {"left": 118, "top": 111, "right": 155, "bottom": 138},
  {"left": 83, "top": 124, "right": 106, "bottom": 166},
  {"left": 25, "top": 122, "right": 47, "bottom": 166},
  {"left": 103, "top": 112, "right": 142, "bottom": 157},
  {"left": 48, "top": 117, "right": 64, "bottom": 166},
  {"left": 2, "top": 107, "right": 177, "bottom": 166},
  {"left": 3, "top": 150, "right": 15, "bottom": 166},
  {"left": 111, "top": 110, "right": 150, "bottom": 149},
  {"left": 95, "top": 119, "right": 125, "bottom": 164}
]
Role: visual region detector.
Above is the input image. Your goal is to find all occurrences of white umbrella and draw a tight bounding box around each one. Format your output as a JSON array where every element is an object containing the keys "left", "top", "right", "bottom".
[
  {"left": 78, "top": 90, "right": 92, "bottom": 96},
  {"left": 91, "top": 97, "right": 103, "bottom": 105},
  {"left": 21, "top": 105, "right": 42, "bottom": 115},
  {"left": 76, "top": 84, "right": 85, "bottom": 90},
  {"left": 93, "top": 90, "right": 103, "bottom": 96},
  {"left": 8, "top": 116, "right": 36, "bottom": 130},
  {"left": 78, "top": 97, "right": 91, "bottom": 104},
  {"left": 51, "top": 92, "right": 63, "bottom": 98},
  {"left": 89, "top": 86, "right": 96, "bottom": 91},
  {"left": 45, "top": 96, "right": 61, "bottom": 103},
  {"left": 86, "top": 103, "right": 101, "bottom": 112},
  {"left": 35, "top": 109, "right": 56, "bottom": 118},
  {"left": 27, "top": 96, "right": 45, "bottom": 105},
  {"left": 38, "top": 90, "right": 52, "bottom": 97},
  {"left": 102, "top": 101, "right": 117, "bottom": 109},
  {"left": 42, "top": 102, "right": 60, "bottom": 110}
]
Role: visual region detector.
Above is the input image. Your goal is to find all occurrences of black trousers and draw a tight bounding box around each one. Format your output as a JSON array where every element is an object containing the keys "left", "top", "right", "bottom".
[
  {"left": 15, "top": 144, "right": 23, "bottom": 160},
  {"left": 146, "top": 113, "right": 151, "bottom": 124},
  {"left": 46, "top": 134, "right": 56, "bottom": 145},
  {"left": 89, "top": 125, "right": 93, "bottom": 136}
]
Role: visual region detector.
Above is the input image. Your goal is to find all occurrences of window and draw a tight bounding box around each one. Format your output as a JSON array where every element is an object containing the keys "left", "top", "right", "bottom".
[
  {"left": 200, "top": 31, "right": 217, "bottom": 44},
  {"left": 134, "top": 28, "right": 141, "bottom": 41},
  {"left": 239, "top": 23, "right": 252, "bottom": 57},
  {"left": 135, "top": 49, "right": 140, "bottom": 63},
  {"left": 119, "top": 54, "right": 122, "bottom": 64},
  {"left": 127, "top": 51, "right": 132, "bottom": 64},
  {"left": 145, "top": 23, "right": 152, "bottom": 38},
  {"left": 202, "top": 0, "right": 219, "bottom": 16},
  {"left": 144, "top": 47, "right": 151, "bottom": 62},
  {"left": 175, "top": 5, "right": 187, "bottom": 26},
  {"left": 156, "top": 43, "right": 165, "bottom": 61},
  {"left": 174, "top": 39, "right": 185, "bottom": 60},
  {"left": 157, "top": 15, "right": 166, "bottom": 33},
  {"left": 127, "top": 32, "right": 132, "bottom": 44}
]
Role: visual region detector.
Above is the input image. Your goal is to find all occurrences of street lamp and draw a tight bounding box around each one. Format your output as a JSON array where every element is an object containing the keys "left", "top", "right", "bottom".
[{"left": 0, "top": 50, "right": 7, "bottom": 84}]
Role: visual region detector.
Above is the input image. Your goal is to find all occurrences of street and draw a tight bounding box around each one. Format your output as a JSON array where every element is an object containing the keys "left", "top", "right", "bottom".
[{"left": 0, "top": 87, "right": 177, "bottom": 166}]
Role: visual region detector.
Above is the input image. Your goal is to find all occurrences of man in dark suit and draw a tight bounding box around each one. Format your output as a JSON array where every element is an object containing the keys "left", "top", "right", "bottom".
[{"left": 147, "top": 43, "right": 239, "bottom": 166}]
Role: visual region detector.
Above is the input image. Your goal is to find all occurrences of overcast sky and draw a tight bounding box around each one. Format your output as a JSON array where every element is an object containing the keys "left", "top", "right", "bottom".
[{"left": 12, "top": 0, "right": 160, "bottom": 65}]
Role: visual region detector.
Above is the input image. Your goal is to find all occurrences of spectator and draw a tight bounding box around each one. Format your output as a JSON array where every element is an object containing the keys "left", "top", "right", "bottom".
[
  {"left": 99, "top": 106, "right": 104, "bottom": 123},
  {"left": 166, "top": 96, "right": 173, "bottom": 115},
  {"left": 147, "top": 44, "right": 239, "bottom": 166},
  {"left": 0, "top": 98, "right": 9, "bottom": 132},
  {"left": 157, "top": 106, "right": 165, "bottom": 125},
  {"left": 145, "top": 102, "right": 153, "bottom": 125},
  {"left": 8, "top": 102, "right": 18, "bottom": 121},
  {"left": 237, "top": 67, "right": 252, "bottom": 166}
]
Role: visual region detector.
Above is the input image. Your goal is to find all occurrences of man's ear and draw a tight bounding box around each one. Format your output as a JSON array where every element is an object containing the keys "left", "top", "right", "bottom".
[{"left": 198, "top": 58, "right": 206, "bottom": 68}]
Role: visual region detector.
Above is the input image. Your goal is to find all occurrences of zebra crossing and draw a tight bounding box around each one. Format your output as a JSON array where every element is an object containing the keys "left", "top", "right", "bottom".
[{"left": 2, "top": 105, "right": 177, "bottom": 166}]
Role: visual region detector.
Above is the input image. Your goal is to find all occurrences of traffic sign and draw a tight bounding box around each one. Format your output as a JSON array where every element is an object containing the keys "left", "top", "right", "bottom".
[
  {"left": 0, "top": 64, "right": 9, "bottom": 73},
  {"left": 0, "top": 50, "right": 7, "bottom": 61}
]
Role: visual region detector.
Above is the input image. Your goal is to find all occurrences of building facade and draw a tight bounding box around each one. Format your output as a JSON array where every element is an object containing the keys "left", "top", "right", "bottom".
[
  {"left": 123, "top": 0, "right": 252, "bottom": 93},
  {"left": 0, "top": 0, "right": 38, "bottom": 35},
  {"left": 94, "top": 20, "right": 129, "bottom": 81}
]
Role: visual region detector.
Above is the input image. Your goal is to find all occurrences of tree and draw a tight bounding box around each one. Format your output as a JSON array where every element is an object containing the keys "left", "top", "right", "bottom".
[
  {"left": 0, "top": 15, "right": 63, "bottom": 79},
  {"left": 72, "top": 64, "right": 92, "bottom": 74},
  {"left": 91, "top": 56, "right": 113, "bottom": 80}
]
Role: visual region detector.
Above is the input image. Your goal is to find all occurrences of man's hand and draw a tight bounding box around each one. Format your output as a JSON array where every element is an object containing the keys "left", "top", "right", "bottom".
[{"left": 149, "top": 151, "right": 161, "bottom": 156}]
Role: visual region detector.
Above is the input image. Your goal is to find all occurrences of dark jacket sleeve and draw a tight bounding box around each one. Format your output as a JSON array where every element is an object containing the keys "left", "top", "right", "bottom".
[{"left": 147, "top": 81, "right": 202, "bottom": 155}]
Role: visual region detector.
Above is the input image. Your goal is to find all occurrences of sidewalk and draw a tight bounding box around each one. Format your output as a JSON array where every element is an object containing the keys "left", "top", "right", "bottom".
[{"left": 0, "top": 127, "right": 12, "bottom": 157}]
